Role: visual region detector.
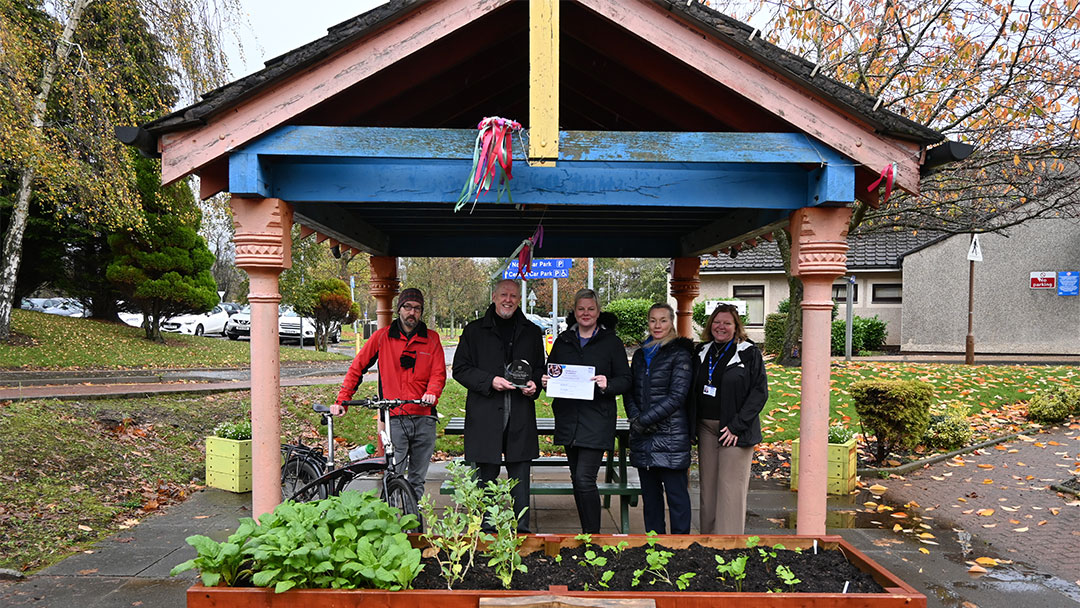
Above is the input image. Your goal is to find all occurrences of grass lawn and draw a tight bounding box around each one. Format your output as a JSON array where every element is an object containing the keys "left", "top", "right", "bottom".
[
  {"left": 1, "top": 309, "right": 350, "bottom": 369},
  {"left": 1, "top": 357, "right": 1075, "bottom": 572}
]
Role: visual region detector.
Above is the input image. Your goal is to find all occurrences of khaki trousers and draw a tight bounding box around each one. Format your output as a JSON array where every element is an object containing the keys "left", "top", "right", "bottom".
[{"left": 697, "top": 419, "right": 754, "bottom": 534}]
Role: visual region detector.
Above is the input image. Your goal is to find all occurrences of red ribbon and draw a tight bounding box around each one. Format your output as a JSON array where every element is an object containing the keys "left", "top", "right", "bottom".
[
  {"left": 473, "top": 117, "right": 521, "bottom": 202},
  {"left": 867, "top": 163, "right": 894, "bottom": 204}
]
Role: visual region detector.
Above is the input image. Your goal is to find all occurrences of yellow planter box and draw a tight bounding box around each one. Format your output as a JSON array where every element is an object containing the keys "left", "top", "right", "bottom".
[
  {"left": 790, "top": 436, "right": 857, "bottom": 495},
  {"left": 205, "top": 436, "right": 253, "bottom": 493}
]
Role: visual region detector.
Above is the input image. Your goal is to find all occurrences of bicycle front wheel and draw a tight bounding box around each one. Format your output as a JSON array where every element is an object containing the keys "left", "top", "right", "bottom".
[
  {"left": 281, "top": 455, "right": 328, "bottom": 502},
  {"left": 383, "top": 476, "right": 423, "bottom": 532}
]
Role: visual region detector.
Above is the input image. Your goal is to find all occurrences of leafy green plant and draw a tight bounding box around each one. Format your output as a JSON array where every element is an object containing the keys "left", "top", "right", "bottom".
[
  {"left": 1026, "top": 392, "right": 1071, "bottom": 423},
  {"left": 631, "top": 532, "right": 694, "bottom": 589},
  {"left": 170, "top": 519, "right": 257, "bottom": 587},
  {"left": 827, "top": 423, "right": 856, "bottom": 444},
  {"left": 764, "top": 312, "right": 787, "bottom": 355},
  {"left": 171, "top": 491, "right": 421, "bottom": 593},
  {"left": 605, "top": 298, "right": 652, "bottom": 345},
  {"left": 419, "top": 461, "right": 488, "bottom": 590},
  {"left": 212, "top": 419, "right": 252, "bottom": 440},
  {"left": 481, "top": 477, "right": 528, "bottom": 589},
  {"left": 923, "top": 407, "right": 972, "bottom": 450},
  {"left": 715, "top": 554, "right": 749, "bottom": 591},
  {"left": 775, "top": 564, "right": 801, "bottom": 590},
  {"left": 851, "top": 379, "right": 933, "bottom": 462},
  {"left": 573, "top": 534, "right": 621, "bottom": 589}
]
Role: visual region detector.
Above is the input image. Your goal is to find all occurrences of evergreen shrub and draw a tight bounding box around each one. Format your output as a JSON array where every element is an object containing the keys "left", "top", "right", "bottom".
[
  {"left": 606, "top": 298, "right": 653, "bottom": 345},
  {"left": 850, "top": 379, "right": 933, "bottom": 462},
  {"left": 923, "top": 409, "right": 972, "bottom": 450},
  {"left": 764, "top": 313, "right": 787, "bottom": 355},
  {"left": 1026, "top": 392, "right": 1071, "bottom": 423}
]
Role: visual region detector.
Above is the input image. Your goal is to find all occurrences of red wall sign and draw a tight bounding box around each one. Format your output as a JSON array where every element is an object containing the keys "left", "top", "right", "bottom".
[{"left": 1030, "top": 271, "right": 1056, "bottom": 289}]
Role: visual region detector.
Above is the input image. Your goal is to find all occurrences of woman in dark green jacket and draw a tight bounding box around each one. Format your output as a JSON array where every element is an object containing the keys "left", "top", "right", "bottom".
[{"left": 542, "top": 288, "right": 631, "bottom": 533}]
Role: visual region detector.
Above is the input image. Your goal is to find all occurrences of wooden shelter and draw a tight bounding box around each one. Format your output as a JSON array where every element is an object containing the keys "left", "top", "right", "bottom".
[{"left": 120, "top": 0, "right": 961, "bottom": 533}]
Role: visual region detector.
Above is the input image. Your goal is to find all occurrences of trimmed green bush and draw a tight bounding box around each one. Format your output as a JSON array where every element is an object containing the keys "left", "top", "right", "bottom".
[
  {"left": 854, "top": 316, "right": 888, "bottom": 350},
  {"left": 923, "top": 409, "right": 972, "bottom": 450},
  {"left": 606, "top": 298, "right": 653, "bottom": 345},
  {"left": 850, "top": 379, "right": 933, "bottom": 463},
  {"left": 831, "top": 319, "right": 864, "bottom": 355},
  {"left": 764, "top": 313, "right": 787, "bottom": 355},
  {"left": 1056, "top": 386, "right": 1080, "bottom": 415},
  {"left": 1026, "top": 392, "right": 1071, "bottom": 423}
]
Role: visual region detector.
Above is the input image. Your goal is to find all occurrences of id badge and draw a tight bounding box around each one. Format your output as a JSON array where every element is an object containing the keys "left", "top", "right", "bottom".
[{"left": 703, "top": 385, "right": 717, "bottom": 397}]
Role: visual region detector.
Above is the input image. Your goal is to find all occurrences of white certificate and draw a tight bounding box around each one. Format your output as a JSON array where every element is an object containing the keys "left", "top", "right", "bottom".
[{"left": 546, "top": 364, "right": 596, "bottom": 400}]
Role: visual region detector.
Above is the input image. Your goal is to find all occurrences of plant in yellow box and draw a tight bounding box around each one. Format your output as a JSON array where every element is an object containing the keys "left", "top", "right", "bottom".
[
  {"left": 205, "top": 420, "right": 253, "bottom": 492},
  {"left": 791, "top": 423, "right": 857, "bottom": 495}
]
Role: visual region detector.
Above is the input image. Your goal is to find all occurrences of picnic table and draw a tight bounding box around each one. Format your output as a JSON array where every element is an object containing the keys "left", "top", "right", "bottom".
[{"left": 441, "top": 417, "right": 641, "bottom": 533}]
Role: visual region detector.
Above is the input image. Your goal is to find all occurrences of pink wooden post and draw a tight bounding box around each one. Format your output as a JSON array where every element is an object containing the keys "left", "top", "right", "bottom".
[
  {"left": 369, "top": 256, "right": 400, "bottom": 329},
  {"left": 231, "top": 196, "right": 293, "bottom": 521},
  {"left": 790, "top": 206, "right": 851, "bottom": 535},
  {"left": 671, "top": 258, "right": 700, "bottom": 338}
]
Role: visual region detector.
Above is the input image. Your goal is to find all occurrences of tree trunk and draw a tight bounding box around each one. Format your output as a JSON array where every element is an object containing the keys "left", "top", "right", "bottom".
[
  {"left": 775, "top": 228, "right": 804, "bottom": 367},
  {"left": 0, "top": 0, "right": 92, "bottom": 341}
]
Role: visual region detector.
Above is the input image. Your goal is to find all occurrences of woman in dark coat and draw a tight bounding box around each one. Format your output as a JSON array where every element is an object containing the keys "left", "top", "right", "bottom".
[
  {"left": 542, "top": 288, "right": 632, "bottom": 533},
  {"left": 624, "top": 302, "right": 695, "bottom": 534},
  {"left": 690, "top": 303, "right": 769, "bottom": 534}
]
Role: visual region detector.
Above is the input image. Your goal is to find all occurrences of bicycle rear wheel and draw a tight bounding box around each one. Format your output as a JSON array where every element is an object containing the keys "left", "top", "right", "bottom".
[
  {"left": 383, "top": 476, "right": 423, "bottom": 532},
  {"left": 281, "top": 455, "right": 328, "bottom": 502}
]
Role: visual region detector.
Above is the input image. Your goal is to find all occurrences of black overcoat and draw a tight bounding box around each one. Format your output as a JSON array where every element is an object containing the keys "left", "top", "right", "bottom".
[
  {"left": 452, "top": 304, "right": 545, "bottom": 464},
  {"left": 548, "top": 312, "right": 632, "bottom": 451},
  {"left": 624, "top": 337, "right": 695, "bottom": 470}
]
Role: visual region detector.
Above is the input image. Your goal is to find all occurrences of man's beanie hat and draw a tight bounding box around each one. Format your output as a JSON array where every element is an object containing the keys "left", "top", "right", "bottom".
[{"left": 397, "top": 288, "right": 424, "bottom": 311}]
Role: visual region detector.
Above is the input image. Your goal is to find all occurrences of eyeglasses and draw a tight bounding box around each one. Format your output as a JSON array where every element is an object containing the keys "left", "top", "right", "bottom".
[{"left": 400, "top": 304, "right": 422, "bottom": 312}]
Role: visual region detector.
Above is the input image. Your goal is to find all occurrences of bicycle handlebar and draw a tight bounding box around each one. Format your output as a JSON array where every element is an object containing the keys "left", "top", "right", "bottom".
[{"left": 314, "top": 399, "right": 425, "bottom": 413}]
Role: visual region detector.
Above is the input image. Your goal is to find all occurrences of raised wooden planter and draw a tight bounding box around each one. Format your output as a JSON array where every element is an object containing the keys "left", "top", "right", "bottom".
[
  {"left": 204, "top": 436, "right": 252, "bottom": 492},
  {"left": 791, "top": 437, "right": 858, "bottom": 494},
  {"left": 186, "top": 534, "right": 925, "bottom": 607}
]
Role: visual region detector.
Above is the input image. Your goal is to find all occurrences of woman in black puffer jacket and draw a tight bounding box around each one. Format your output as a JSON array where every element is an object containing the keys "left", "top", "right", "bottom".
[
  {"left": 543, "top": 289, "right": 632, "bottom": 533},
  {"left": 624, "top": 302, "right": 695, "bottom": 534}
]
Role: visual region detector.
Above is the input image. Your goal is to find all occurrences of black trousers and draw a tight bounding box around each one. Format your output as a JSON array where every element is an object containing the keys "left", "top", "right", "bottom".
[
  {"left": 566, "top": 446, "right": 606, "bottom": 533},
  {"left": 637, "top": 466, "right": 691, "bottom": 534},
  {"left": 476, "top": 460, "right": 532, "bottom": 533}
]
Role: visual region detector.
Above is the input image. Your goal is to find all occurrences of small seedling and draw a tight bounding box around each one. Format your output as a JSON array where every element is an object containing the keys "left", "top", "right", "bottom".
[
  {"left": 715, "top": 554, "right": 749, "bottom": 592},
  {"left": 776, "top": 564, "right": 801, "bottom": 590}
]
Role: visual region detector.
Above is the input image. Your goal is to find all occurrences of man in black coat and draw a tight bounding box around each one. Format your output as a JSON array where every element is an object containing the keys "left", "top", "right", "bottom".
[{"left": 452, "top": 279, "right": 545, "bottom": 532}]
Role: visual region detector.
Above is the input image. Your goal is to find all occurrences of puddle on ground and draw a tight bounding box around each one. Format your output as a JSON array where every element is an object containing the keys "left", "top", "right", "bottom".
[{"left": 760, "top": 486, "right": 1080, "bottom": 605}]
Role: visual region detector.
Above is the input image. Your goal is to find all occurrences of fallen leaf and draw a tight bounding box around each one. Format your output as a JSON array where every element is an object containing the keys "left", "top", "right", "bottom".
[
  {"left": 77, "top": 525, "right": 92, "bottom": 532},
  {"left": 977, "top": 464, "right": 995, "bottom": 469},
  {"left": 78, "top": 569, "right": 98, "bottom": 575},
  {"left": 893, "top": 523, "right": 903, "bottom": 532},
  {"left": 1051, "top": 508, "right": 1061, "bottom": 515},
  {"left": 919, "top": 547, "right": 930, "bottom": 554},
  {"left": 143, "top": 500, "right": 159, "bottom": 511},
  {"left": 968, "top": 564, "right": 988, "bottom": 574},
  {"left": 193, "top": 515, "right": 210, "bottom": 520},
  {"left": 1013, "top": 527, "right": 1029, "bottom": 532},
  {"left": 982, "top": 524, "right": 997, "bottom": 528},
  {"left": 869, "top": 484, "right": 888, "bottom": 494},
  {"left": 982, "top": 479, "right": 994, "bottom": 484},
  {"left": 976, "top": 508, "right": 995, "bottom": 516},
  {"left": 975, "top": 557, "right": 999, "bottom": 566},
  {"left": 918, "top": 532, "right": 935, "bottom": 539}
]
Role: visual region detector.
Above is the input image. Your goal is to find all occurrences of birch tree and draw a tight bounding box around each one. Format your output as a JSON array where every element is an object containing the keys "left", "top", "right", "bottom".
[{"left": 0, "top": 0, "right": 241, "bottom": 340}]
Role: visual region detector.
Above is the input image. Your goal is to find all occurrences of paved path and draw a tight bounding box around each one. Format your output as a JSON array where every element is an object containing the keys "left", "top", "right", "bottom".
[{"left": 881, "top": 422, "right": 1080, "bottom": 584}]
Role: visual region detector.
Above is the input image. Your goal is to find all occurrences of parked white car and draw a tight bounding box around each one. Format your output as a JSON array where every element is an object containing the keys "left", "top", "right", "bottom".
[
  {"left": 225, "top": 305, "right": 251, "bottom": 340},
  {"left": 279, "top": 306, "right": 340, "bottom": 345},
  {"left": 161, "top": 305, "right": 231, "bottom": 336}
]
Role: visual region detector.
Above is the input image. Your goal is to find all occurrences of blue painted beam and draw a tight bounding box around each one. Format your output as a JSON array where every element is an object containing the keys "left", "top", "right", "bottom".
[
  {"left": 267, "top": 159, "right": 813, "bottom": 209},
  {"left": 228, "top": 152, "right": 270, "bottom": 198},
  {"left": 238, "top": 126, "right": 850, "bottom": 165}
]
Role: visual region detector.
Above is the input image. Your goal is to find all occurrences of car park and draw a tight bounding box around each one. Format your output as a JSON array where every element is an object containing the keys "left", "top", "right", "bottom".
[
  {"left": 278, "top": 306, "right": 341, "bottom": 344},
  {"left": 161, "top": 305, "right": 231, "bottom": 336}
]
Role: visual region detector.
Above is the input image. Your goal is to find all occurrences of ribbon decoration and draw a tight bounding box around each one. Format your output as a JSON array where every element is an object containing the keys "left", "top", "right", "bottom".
[
  {"left": 516, "top": 225, "right": 544, "bottom": 279},
  {"left": 867, "top": 163, "right": 895, "bottom": 205},
  {"left": 455, "top": 116, "right": 523, "bottom": 213}
]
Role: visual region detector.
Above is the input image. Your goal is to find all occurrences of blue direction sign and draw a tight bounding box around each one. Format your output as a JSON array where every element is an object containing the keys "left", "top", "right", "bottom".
[
  {"left": 504, "top": 258, "right": 573, "bottom": 280},
  {"left": 1058, "top": 271, "right": 1078, "bottom": 296}
]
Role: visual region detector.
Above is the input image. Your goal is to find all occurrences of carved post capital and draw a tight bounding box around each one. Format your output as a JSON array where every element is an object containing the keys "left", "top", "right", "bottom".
[
  {"left": 369, "top": 256, "right": 399, "bottom": 329},
  {"left": 670, "top": 257, "right": 701, "bottom": 338},
  {"left": 230, "top": 197, "right": 293, "bottom": 271},
  {"left": 790, "top": 206, "right": 851, "bottom": 280}
]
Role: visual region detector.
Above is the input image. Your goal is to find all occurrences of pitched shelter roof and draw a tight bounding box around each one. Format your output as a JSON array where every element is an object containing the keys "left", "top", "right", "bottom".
[
  {"left": 120, "top": 0, "right": 955, "bottom": 259},
  {"left": 701, "top": 230, "right": 944, "bottom": 272}
]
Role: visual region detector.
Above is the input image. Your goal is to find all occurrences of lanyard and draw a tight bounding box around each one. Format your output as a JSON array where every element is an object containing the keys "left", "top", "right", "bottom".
[{"left": 707, "top": 340, "right": 734, "bottom": 386}]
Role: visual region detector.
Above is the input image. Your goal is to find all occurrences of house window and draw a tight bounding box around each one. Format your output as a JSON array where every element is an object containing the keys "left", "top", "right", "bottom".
[
  {"left": 832, "top": 283, "right": 859, "bottom": 303},
  {"left": 872, "top": 283, "right": 903, "bottom": 303},
  {"left": 733, "top": 285, "right": 765, "bottom": 326}
]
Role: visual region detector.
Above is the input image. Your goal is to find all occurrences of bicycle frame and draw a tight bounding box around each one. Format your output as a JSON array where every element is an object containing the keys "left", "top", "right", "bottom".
[{"left": 283, "top": 400, "right": 416, "bottom": 501}]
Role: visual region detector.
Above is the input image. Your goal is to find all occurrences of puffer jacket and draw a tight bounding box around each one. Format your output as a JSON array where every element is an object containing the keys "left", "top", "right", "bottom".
[
  {"left": 624, "top": 336, "right": 694, "bottom": 470},
  {"left": 549, "top": 311, "right": 632, "bottom": 451}
]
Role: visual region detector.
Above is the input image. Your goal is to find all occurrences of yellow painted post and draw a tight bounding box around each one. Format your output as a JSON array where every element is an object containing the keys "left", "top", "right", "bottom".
[{"left": 529, "top": 0, "right": 559, "bottom": 167}]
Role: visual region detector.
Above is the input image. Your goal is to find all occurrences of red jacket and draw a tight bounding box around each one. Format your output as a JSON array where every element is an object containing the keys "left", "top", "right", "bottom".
[{"left": 335, "top": 320, "right": 446, "bottom": 416}]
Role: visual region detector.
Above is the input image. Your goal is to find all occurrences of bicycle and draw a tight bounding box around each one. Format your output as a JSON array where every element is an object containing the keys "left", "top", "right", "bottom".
[{"left": 280, "top": 398, "right": 426, "bottom": 530}]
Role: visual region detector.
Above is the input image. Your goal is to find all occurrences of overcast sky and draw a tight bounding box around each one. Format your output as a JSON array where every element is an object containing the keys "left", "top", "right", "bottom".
[{"left": 229, "top": 0, "right": 387, "bottom": 78}]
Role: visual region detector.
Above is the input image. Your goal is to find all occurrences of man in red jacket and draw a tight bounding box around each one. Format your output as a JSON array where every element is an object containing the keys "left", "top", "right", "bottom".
[{"left": 331, "top": 288, "right": 446, "bottom": 500}]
